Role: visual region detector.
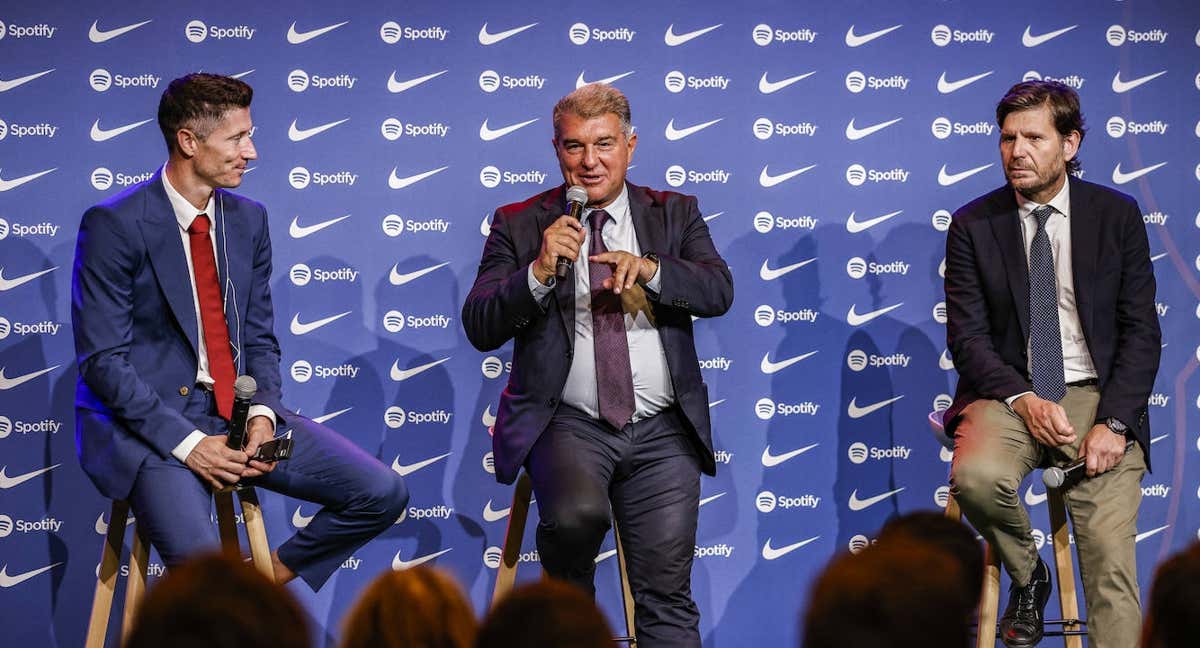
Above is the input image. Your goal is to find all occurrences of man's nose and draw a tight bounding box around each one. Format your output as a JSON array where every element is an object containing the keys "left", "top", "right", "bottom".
[
  {"left": 242, "top": 137, "right": 258, "bottom": 160},
  {"left": 581, "top": 145, "right": 598, "bottom": 167}
]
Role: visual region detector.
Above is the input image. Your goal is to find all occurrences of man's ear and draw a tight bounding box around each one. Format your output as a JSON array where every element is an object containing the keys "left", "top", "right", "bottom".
[{"left": 176, "top": 128, "right": 199, "bottom": 158}]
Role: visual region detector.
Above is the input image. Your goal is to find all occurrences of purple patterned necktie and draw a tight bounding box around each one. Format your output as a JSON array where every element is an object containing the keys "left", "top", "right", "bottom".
[{"left": 587, "top": 209, "right": 636, "bottom": 429}]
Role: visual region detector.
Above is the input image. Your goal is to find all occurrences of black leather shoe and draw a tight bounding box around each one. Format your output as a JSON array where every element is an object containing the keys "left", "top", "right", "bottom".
[{"left": 999, "top": 558, "right": 1052, "bottom": 647}]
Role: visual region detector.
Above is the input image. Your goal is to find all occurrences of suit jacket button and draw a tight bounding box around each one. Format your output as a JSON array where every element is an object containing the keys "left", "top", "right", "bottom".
[
  {"left": 179, "top": 386, "right": 190, "bottom": 396},
  {"left": 548, "top": 397, "right": 558, "bottom": 406}
]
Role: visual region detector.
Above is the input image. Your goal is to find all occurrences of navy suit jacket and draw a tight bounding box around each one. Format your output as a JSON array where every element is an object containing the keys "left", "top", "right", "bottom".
[
  {"left": 943, "top": 176, "right": 1161, "bottom": 466},
  {"left": 72, "top": 170, "right": 285, "bottom": 499},
  {"left": 462, "top": 183, "right": 734, "bottom": 484}
]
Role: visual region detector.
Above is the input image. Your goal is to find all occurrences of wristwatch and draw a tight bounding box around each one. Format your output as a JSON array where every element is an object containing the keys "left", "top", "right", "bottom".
[
  {"left": 1103, "top": 416, "right": 1129, "bottom": 436},
  {"left": 642, "top": 252, "right": 660, "bottom": 279}
]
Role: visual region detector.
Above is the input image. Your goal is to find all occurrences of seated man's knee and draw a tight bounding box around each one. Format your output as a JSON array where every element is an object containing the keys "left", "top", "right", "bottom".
[
  {"left": 357, "top": 471, "right": 409, "bottom": 521},
  {"left": 544, "top": 498, "right": 611, "bottom": 546},
  {"left": 952, "top": 456, "right": 1020, "bottom": 509}
]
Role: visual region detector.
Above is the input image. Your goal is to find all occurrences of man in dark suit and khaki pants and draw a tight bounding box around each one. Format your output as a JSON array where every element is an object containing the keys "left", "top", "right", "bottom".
[
  {"left": 944, "top": 80, "right": 1160, "bottom": 648},
  {"left": 463, "top": 84, "right": 732, "bottom": 647}
]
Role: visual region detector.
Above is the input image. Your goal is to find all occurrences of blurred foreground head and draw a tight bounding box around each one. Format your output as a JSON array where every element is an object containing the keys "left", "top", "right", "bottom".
[
  {"left": 339, "top": 566, "right": 477, "bottom": 648},
  {"left": 477, "top": 579, "right": 613, "bottom": 648}
]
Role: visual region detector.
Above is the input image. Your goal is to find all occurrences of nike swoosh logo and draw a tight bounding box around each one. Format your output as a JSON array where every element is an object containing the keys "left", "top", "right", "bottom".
[
  {"left": 90, "top": 118, "right": 153, "bottom": 142},
  {"left": 89, "top": 19, "right": 153, "bottom": 43},
  {"left": 389, "top": 261, "right": 449, "bottom": 286},
  {"left": 761, "top": 536, "right": 820, "bottom": 560},
  {"left": 699, "top": 492, "right": 726, "bottom": 508},
  {"left": 759, "top": 164, "right": 817, "bottom": 187},
  {"left": 846, "top": 302, "right": 903, "bottom": 326},
  {"left": 704, "top": 211, "right": 723, "bottom": 222},
  {"left": 292, "top": 506, "right": 316, "bottom": 528},
  {"left": 708, "top": 399, "right": 726, "bottom": 408},
  {"left": 846, "top": 209, "right": 903, "bottom": 233},
  {"left": 1150, "top": 253, "right": 1167, "bottom": 262},
  {"left": 594, "top": 549, "right": 618, "bottom": 564},
  {"left": 312, "top": 407, "right": 352, "bottom": 424},
  {"left": 94, "top": 512, "right": 134, "bottom": 535},
  {"left": 759, "top": 257, "right": 816, "bottom": 280},
  {"left": 290, "top": 311, "right": 351, "bottom": 335},
  {"left": 287, "top": 21, "right": 349, "bottom": 44},
  {"left": 1136, "top": 524, "right": 1169, "bottom": 543},
  {"left": 391, "top": 452, "right": 452, "bottom": 477},
  {"left": 1150, "top": 434, "right": 1168, "bottom": 444},
  {"left": 847, "top": 395, "right": 904, "bottom": 419},
  {"left": 479, "top": 117, "right": 539, "bottom": 141},
  {"left": 288, "top": 118, "right": 349, "bottom": 142},
  {"left": 1024, "top": 485, "right": 1047, "bottom": 506},
  {"left": 1112, "top": 162, "right": 1167, "bottom": 184},
  {"left": 392, "top": 548, "right": 452, "bottom": 570},
  {"left": 478, "top": 22, "right": 538, "bottom": 45},
  {"left": 664, "top": 23, "right": 722, "bottom": 46},
  {"left": 844, "top": 24, "right": 902, "bottom": 47},
  {"left": 0, "top": 168, "right": 57, "bottom": 192},
  {"left": 848, "top": 487, "right": 906, "bottom": 511},
  {"left": 482, "top": 500, "right": 510, "bottom": 522},
  {"left": 575, "top": 71, "right": 634, "bottom": 88},
  {"left": 289, "top": 214, "right": 350, "bottom": 238},
  {"left": 760, "top": 351, "right": 818, "bottom": 374},
  {"left": 665, "top": 118, "right": 722, "bottom": 141},
  {"left": 937, "top": 70, "right": 993, "bottom": 94},
  {"left": 231, "top": 69, "right": 255, "bottom": 79},
  {"left": 0, "top": 464, "right": 60, "bottom": 489},
  {"left": 1022, "top": 24, "right": 1078, "bottom": 47},
  {"left": 0, "top": 563, "right": 63, "bottom": 587},
  {"left": 758, "top": 71, "right": 816, "bottom": 94},
  {"left": 939, "top": 349, "right": 955, "bottom": 371},
  {"left": 388, "top": 166, "right": 448, "bottom": 189},
  {"left": 845, "top": 117, "right": 903, "bottom": 141},
  {"left": 482, "top": 405, "right": 497, "bottom": 427},
  {"left": 1112, "top": 70, "right": 1167, "bottom": 93},
  {"left": 761, "top": 443, "right": 820, "bottom": 467},
  {"left": 0, "top": 69, "right": 55, "bottom": 93},
  {"left": 938, "top": 163, "right": 993, "bottom": 186},
  {"left": 0, "top": 365, "right": 60, "bottom": 390},
  {"left": 390, "top": 357, "right": 450, "bottom": 382},
  {"left": 387, "top": 70, "right": 447, "bottom": 93},
  {"left": 0, "top": 266, "right": 58, "bottom": 290}
]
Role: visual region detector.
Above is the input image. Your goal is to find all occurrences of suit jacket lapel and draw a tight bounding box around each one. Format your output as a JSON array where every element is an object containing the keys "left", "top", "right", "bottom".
[
  {"left": 139, "top": 171, "right": 200, "bottom": 354},
  {"left": 213, "top": 190, "right": 251, "bottom": 357},
  {"left": 1068, "top": 177, "right": 1097, "bottom": 345},
  {"left": 988, "top": 189, "right": 1030, "bottom": 343},
  {"left": 628, "top": 183, "right": 667, "bottom": 259}
]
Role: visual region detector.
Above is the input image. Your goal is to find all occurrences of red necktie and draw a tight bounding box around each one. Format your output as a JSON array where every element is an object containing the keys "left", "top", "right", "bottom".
[{"left": 187, "top": 214, "right": 235, "bottom": 419}]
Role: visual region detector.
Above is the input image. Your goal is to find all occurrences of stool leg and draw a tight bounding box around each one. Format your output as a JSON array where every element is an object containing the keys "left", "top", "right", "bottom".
[
  {"left": 86, "top": 500, "right": 130, "bottom": 648},
  {"left": 1048, "top": 490, "right": 1083, "bottom": 648},
  {"left": 491, "top": 472, "right": 533, "bottom": 608},
  {"left": 121, "top": 523, "right": 150, "bottom": 644},
  {"left": 237, "top": 487, "right": 276, "bottom": 581},
  {"left": 214, "top": 488, "right": 241, "bottom": 558},
  {"left": 613, "top": 519, "right": 637, "bottom": 646},
  {"left": 977, "top": 542, "right": 1002, "bottom": 648}
]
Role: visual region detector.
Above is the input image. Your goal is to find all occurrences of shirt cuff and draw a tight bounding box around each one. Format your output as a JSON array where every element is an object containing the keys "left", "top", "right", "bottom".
[
  {"left": 1005, "top": 391, "right": 1034, "bottom": 408},
  {"left": 248, "top": 405, "right": 277, "bottom": 433},
  {"left": 171, "top": 430, "right": 208, "bottom": 463},
  {"left": 527, "top": 264, "right": 555, "bottom": 303},
  {"left": 644, "top": 261, "right": 662, "bottom": 293}
]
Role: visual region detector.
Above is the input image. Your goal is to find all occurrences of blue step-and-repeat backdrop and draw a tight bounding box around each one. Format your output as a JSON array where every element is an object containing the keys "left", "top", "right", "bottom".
[{"left": 1, "top": 1, "right": 1198, "bottom": 645}]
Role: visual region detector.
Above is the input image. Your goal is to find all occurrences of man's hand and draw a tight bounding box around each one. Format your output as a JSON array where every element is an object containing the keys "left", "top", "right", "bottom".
[
  {"left": 1012, "top": 393, "right": 1076, "bottom": 447},
  {"left": 1078, "top": 424, "right": 1127, "bottom": 477},
  {"left": 184, "top": 435, "right": 249, "bottom": 490},
  {"left": 533, "top": 215, "right": 585, "bottom": 284},
  {"left": 241, "top": 415, "right": 277, "bottom": 478},
  {"left": 589, "top": 251, "right": 657, "bottom": 295}
]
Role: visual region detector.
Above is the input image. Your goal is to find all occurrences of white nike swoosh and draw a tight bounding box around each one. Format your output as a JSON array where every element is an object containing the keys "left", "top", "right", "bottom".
[
  {"left": 708, "top": 399, "right": 726, "bottom": 408},
  {"left": 844, "top": 24, "right": 903, "bottom": 47},
  {"left": 703, "top": 211, "right": 723, "bottom": 222},
  {"left": 759, "top": 257, "right": 816, "bottom": 281},
  {"left": 479, "top": 118, "right": 539, "bottom": 141},
  {"left": 848, "top": 487, "right": 906, "bottom": 511},
  {"left": 0, "top": 69, "right": 55, "bottom": 92},
  {"left": 1112, "top": 70, "right": 1168, "bottom": 93},
  {"left": 664, "top": 23, "right": 722, "bottom": 46},
  {"left": 482, "top": 405, "right": 497, "bottom": 427},
  {"left": 761, "top": 443, "right": 820, "bottom": 467},
  {"left": 292, "top": 506, "right": 316, "bottom": 528},
  {"left": 0, "top": 169, "right": 57, "bottom": 192},
  {"left": 288, "top": 118, "right": 349, "bottom": 142},
  {"left": 759, "top": 164, "right": 817, "bottom": 187},
  {"left": 1112, "top": 162, "right": 1167, "bottom": 185},
  {"left": 762, "top": 536, "right": 820, "bottom": 560},
  {"left": 846, "top": 209, "right": 903, "bottom": 233},
  {"left": 665, "top": 118, "right": 722, "bottom": 141},
  {"left": 1150, "top": 253, "right": 1167, "bottom": 262},
  {"left": 0, "top": 365, "right": 60, "bottom": 390},
  {"left": 699, "top": 492, "right": 726, "bottom": 508},
  {"left": 938, "top": 163, "right": 993, "bottom": 186},
  {"left": 389, "top": 261, "right": 449, "bottom": 286},
  {"left": 0, "top": 464, "right": 60, "bottom": 489},
  {"left": 391, "top": 452, "right": 452, "bottom": 476},
  {"left": 846, "top": 302, "right": 903, "bottom": 326},
  {"left": 482, "top": 500, "right": 510, "bottom": 522},
  {"left": 390, "top": 357, "right": 450, "bottom": 382},
  {"left": 847, "top": 395, "right": 904, "bottom": 419},
  {"left": 392, "top": 548, "right": 452, "bottom": 570},
  {"left": 286, "top": 21, "right": 348, "bottom": 44},
  {"left": 478, "top": 22, "right": 538, "bottom": 45},
  {"left": 758, "top": 71, "right": 816, "bottom": 94},
  {"left": 0, "top": 563, "right": 63, "bottom": 587},
  {"left": 90, "top": 118, "right": 153, "bottom": 142},
  {"left": 89, "top": 19, "right": 153, "bottom": 43},
  {"left": 760, "top": 351, "right": 819, "bottom": 374},
  {"left": 231, "top": 69, "right": 255, "bottom": 79},
  {"left": 95, "top": 512, "right": 134, "bottom": 535},
  {"left": 1136, "top": 524, "right": 1169, "bottom": 543},
  {"left": 0, "top": 266, "right": 58, "bottom": 290},
  {"left": 312, "top": 407, "right": 352, "bottom": 424},
  {"left": 1150, "top": 434, "right": 1168, "bottom": 444},
  {"left": 594, "top": 549, "right": 618, "bottom": 563},
  {"left": 388, "top": 166, "right": 448, "bottom": 189},
  {"left": 937, "top": 70, "right": 993, "bottom": 94},
  {"left": 575, "top": 71, "right": 634, "bottom": 89},
  {"left": 845, "top": 117, "right": 903, "bottom": 141},
  {"left": 289, "top": 214, "right": 350, "bottom": 238},
  {"left": 938, "top": 349, "right": 955, "bottom": 371},
  {"left": 1024, "top": 485, "right": 1048, "bottom": 506},
  {"left": 387, "top": 70, "right": 447, "bottom": 93},
  {"left": 1022, "top": 25, "right": 1078, "bottom": 48},
  {"left": 290, "top": 311, "right": 351, "bottom": 335}
]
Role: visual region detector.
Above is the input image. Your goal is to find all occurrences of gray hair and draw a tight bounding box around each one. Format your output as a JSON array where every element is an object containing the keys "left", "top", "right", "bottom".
[{"left": 552, "top": 84, "right": 632, "bottom": 139}]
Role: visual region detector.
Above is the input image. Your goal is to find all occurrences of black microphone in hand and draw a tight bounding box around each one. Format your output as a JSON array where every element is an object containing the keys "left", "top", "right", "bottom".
[
  {"left": 226, "top": 375, "right": 257, "bottom": 451},
  {"left": 556, "top": 185, "right": 589, "bottom": 280},
  {"left": 1042, "top": 440, "right": 1135, "bottom": 490}
]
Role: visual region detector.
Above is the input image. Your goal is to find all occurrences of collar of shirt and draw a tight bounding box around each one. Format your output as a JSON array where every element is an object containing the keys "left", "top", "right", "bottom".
[
  {"left": 161, "top": 163, "right": 215, "bottom": 233},
  {"left": 1015, "top": 177, "right": 1071, "bottom": 223},
  {"left": 581, "top": 184, "right": 631, "bottom": 229}
]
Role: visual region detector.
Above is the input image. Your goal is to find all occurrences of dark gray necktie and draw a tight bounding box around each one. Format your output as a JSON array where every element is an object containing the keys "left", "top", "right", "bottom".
[
  {"left": 587, "top": 210, "right": 635, "bottom": 429},
  {"left": 1028, "top": 205, "right": 1066, "bottom": 402}
]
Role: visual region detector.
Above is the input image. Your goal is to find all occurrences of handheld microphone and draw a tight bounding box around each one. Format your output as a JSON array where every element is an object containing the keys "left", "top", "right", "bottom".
[
  {"left": 556, "top": 185, "right": 589, "bottom": 280},
  {"left": 1042, "top": 440, "right": 1135, "bottom": 490},
  {"left": 226, "top": 375, "right": 257, "bottom": 450}
]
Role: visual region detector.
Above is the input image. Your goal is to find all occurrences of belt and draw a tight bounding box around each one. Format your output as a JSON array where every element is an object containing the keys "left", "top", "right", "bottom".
[{"left": 1066, "top": 378, "right": 1098, "bottom": 388}]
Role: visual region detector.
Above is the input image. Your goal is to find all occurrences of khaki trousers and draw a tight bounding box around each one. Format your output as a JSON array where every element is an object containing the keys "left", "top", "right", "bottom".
[{"left": 949, "top": 385, "right": 1145, "bottom": 648}]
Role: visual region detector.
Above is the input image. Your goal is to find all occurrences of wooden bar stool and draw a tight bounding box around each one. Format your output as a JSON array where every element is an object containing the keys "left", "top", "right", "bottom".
[
  {"left": 85, "top": 487, "right": 274, "bottom": 648},
  {"left": 490, "top": 472, "right": 637, "bottom": 646}
]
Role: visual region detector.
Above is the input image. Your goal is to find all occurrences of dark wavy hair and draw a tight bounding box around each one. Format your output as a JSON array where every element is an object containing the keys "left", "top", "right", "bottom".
[
  {"left": 158, "top": 73, "right": 253, "bottom": 154},
  {"left": 996, "top": 80, "right": 1086, "bottom": 174}
]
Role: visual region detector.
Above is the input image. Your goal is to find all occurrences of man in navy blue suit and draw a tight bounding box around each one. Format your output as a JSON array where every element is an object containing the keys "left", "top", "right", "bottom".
[{"left": 72, "top": 73, "right": 407, "bottom": 589}]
